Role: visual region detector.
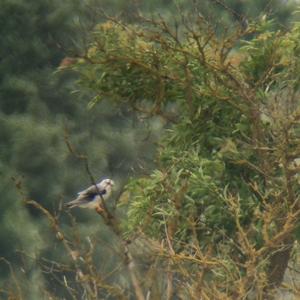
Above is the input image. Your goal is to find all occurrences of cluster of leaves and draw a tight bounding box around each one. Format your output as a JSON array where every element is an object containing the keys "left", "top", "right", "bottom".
[{"left": 74, "top": 13, "right": 300, "bottom": 298}]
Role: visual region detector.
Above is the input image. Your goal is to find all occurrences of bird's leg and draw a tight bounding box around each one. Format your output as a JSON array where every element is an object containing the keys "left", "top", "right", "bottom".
[{"left": 95, "top": 204, "right": 104, "bottom": 214}]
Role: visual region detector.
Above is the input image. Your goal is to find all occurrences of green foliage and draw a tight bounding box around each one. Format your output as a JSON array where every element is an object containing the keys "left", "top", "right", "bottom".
[
  {"left": 2, "top": 0, "right": 300, "bottom": 299},
  {"left": 74, "top": 10, "right": 300, "bottom": 296}
]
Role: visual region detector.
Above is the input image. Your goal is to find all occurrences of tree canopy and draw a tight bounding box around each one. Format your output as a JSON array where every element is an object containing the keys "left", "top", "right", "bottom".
[
  {"left": 2, "top": 1, "right": 300, "bottom": 299},
  {"left": 71, "top": 9, "right": 300, "bottom": 299}
]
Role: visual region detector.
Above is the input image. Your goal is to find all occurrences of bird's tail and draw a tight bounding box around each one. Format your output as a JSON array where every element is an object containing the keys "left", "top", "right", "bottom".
[{"left": 64, "top": 199, "right": 79, "bottom": 209}]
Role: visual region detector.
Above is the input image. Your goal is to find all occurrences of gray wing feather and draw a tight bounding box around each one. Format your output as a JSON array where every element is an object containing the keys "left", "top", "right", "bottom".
[
  {"left": 65, "top": 195, "right": 91, "bottom": 208},
  {"left": 78, "top": 184, "right": 98, "bottom": 196},
  {"left": 66, "top": 184, "right": 105, "bottom": 208}
]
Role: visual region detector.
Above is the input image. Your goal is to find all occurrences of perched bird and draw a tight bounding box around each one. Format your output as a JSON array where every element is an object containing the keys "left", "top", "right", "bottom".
[{"left": 65, "top": 179, "right": 114, "bottom": 210}]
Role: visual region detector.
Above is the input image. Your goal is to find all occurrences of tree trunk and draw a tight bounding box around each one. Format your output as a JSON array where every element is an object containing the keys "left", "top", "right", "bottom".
[{"left": 265, "top": 236, "right": 294, "bottom": 297}]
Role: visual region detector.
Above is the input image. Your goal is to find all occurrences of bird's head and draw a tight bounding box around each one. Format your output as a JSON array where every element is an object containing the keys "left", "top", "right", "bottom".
[{"left": 101, "top": 178, "right": 115, "bottom": 191}]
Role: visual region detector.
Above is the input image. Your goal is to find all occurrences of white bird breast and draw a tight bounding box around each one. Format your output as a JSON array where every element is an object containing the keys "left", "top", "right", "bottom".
[
  {"left": 83, "top": 187, "right": 112, "bottom": 209},
  {"left": 81, "top": 195, "right": 103, "bottom": 209}
]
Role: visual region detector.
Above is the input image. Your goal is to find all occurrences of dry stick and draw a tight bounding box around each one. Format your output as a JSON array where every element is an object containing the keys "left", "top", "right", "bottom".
[
  {"left": 64, "top": 131, "right": 145, "bottom": 300},
  {"left": 164, "top": 221, "right": 174, "bottom": 300},
  {"left": 12, "top": 176, "right": 88, "bottom": 298},
  {"left": 24, "top": 200, "right": 93, "bottom": 299},
  {"left": 0, "top": 258, "right": 23, "bottom": 300}
]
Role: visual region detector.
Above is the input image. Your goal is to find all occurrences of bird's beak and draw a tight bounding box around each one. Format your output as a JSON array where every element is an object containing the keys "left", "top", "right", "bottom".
[{"left": 109, "top": 181, "right": 115, "bottom": 187}]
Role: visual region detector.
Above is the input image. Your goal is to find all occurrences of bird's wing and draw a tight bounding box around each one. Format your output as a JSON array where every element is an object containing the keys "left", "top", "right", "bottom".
[
  {"left": 65, "top": 180, "right": 113, "bottom": 209},
  {"left": 78, "top": 184, "right": 107, "bottom": 199},
  {"left": 66, "top": 186, "right": 107, "bottom": 208}
]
